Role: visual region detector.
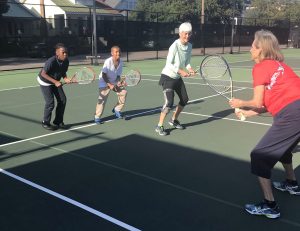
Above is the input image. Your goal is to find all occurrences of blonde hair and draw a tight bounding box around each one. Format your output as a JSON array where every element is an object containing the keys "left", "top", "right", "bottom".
[{"left": 253, "top": 30, "right": 284, "bottom": 62}]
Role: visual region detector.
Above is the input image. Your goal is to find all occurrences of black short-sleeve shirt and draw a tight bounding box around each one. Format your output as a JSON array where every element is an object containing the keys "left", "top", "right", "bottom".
[{"left": 39, "top": 56, "right": 69, "bottom": 84}]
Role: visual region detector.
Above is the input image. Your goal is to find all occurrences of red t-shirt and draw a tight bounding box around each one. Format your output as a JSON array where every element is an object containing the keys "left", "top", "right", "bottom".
[{"left": 253, "top": 59, "right": 300, "bottom": 116}]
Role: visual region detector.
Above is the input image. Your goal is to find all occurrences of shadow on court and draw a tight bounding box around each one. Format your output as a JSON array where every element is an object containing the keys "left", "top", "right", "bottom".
[
  {"left": 0, "top": 134, "right": 20, "bottom": 146},
  {"left": 166, "top": 108, "right": 233, "bottom": 135},
  {"left": 0, "top": 131, "right": 105, "bottom": 162},
  {"left": 1, "top": 134, "right": 300, "bottom": 231}
]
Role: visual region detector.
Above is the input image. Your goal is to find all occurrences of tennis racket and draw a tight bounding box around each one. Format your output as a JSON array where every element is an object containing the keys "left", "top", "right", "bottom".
[
  {"left": 199, "top": 55, "right": 246, "bottom": 121},
  {"left": 68, "top": 67, "right": 96, "bottom": 85},
  {"left": 120, "top": 69, "right": 141, "bottom": 87}
]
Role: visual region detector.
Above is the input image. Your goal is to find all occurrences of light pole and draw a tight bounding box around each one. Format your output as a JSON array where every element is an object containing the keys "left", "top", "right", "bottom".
[
  {"left": 230, "top": 1, "right": 237, "bottom": 54},
  {"left": 92, "top": 0, "right": 98, "bottom": 65},
  {"left": 200, "top": 0, "right": 205, "bottom": 54},
  {"left": 201, "top": 0, "right": 205, "bottom": 25}
]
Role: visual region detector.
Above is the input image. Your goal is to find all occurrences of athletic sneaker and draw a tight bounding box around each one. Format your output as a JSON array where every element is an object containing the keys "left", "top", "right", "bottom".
[
  {"left": 112, "top": 108, "right": 123, "bottom": 119},
  {"left": 42, "top": 121, "right": 54, "bottom": 130},
  {"left": 245, "top": 201, "right": 280, "bottom": 219},
  {"left": 94, "top": 118, "right": 102, "bottom": 124},
  {"left": 168, "top": 119, "right": 185, "bottom": 129},
  {"left": 53, "top": 122, "right": 68, "bottom": 129},
  {"left": 273, "top": 180, "right": 300, "bottom": 195},
  {"left": 155, "top": 125, "right": 167, "bottom": 136}
]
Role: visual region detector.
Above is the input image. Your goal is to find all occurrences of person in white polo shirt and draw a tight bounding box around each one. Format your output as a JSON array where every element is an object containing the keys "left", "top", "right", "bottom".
[
  {"left": 94, "top": 46, "right": 127, "bottom": 124},
  {"left": 155, "top": 22, "right": 196, "bottom": 136}
]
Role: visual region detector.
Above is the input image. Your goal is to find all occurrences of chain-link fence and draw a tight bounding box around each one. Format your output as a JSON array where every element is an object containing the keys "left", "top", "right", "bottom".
[{"left": 0, "top": 1, "right": 292, "bottom": 60}]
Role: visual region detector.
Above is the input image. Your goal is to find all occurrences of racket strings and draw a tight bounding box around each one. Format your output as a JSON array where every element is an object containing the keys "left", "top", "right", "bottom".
[
  {"left": 201, "top": 57, "right": 228, "bottom": 79},
  {"left": 204, "top": 77, "right": 232, "bottom": 94},
  {"left": 74, "top": 68, "right": 95, "bottom": 84},
  {"left": 124, "top": 70, "right": 141, "bottom": 86},
  {"left": 201, "top": 57, "right": 232, "bottom": 94}
]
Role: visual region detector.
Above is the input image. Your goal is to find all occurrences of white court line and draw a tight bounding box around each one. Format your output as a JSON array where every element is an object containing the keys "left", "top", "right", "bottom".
[
  {"left": 0, "top": 77, "right": 254, "bottom": 92},
  {"left": 0, "top": 87, "right": 261, "bottom": 149},
  {"left": 181, "top": 111, "right": 271, "bottom": 126},
  {"left": 2, "top": 141, "right": 300, "bottom": 228},
  {"left": 0, "top": 114, "right": 123, "bottom": 148},
  {"left": 0, "top": 85, "right": 38, "bottom": 92},
  {"left": 0, "top": 123, "right": 96, "bottom": 148},
  {"left": 0, "top": 168, "right": 141, "bottom": 231}
]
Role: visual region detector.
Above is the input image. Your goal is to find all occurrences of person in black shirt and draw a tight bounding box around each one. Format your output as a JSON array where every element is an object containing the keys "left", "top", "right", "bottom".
[{"left": 37, "top": 43, "right": 71, "bottom": 130}]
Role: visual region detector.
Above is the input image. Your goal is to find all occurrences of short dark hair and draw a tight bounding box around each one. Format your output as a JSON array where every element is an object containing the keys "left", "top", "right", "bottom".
[{"left": 55, "top": 43, "right": 66, "bottom": 50}]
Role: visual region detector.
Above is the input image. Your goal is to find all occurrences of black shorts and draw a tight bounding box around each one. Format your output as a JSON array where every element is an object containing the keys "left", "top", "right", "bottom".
[{"left": 159, "top": 74, "right": 189, "bottom": 107}]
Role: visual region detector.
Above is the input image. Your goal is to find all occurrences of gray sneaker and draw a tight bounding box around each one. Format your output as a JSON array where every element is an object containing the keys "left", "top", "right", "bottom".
[
  {"left": 168, "top": 119, "right": 185, "bottom": 129},
  {"left": 273, "top": 180, "right": 300, "bottom": 195},
  {"left": 155, "top": 125, "right": 167, "bottom": 136}
]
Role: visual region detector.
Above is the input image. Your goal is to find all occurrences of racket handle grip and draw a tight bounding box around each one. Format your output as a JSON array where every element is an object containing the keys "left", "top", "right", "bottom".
[{"left": 235, "top": 108, "right": 246, "bottom": 121}]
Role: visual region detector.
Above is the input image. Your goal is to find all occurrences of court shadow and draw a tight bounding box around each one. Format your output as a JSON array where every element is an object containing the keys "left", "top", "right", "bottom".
[
  {"left": 67, "top": 120, "right": 95, "bottom": 127},
  {"left": 168, "top": 108, "right": 233, "bottom": 134},
  {"left": 0, "top": 134, "right": 20, "bottom": 146},
  {"left": 123, "top": 106, "right": 161, "bottom": 120},
  {"left": 0, "top": 131, "right": 105, "bottom": 162},
  {"left": 122, "top": 102, "right": 205, "bottom": 123},
  {"left": 2, "top": 134, "right": 300, "bottom": 231},
  {"left": 187, "top": 99, "right": 204, "bottom": 105}
]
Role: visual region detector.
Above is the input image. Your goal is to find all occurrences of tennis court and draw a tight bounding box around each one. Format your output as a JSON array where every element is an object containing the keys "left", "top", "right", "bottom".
[{"left": 1, "top": 49, "right": 300, "bottom": 230}]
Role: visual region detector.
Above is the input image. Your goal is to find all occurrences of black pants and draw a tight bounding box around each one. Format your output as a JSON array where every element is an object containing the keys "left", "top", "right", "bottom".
[
  {"left": 40, "top": 85, "right": 67, "bottom": 125},
  {"left": 250, "top": 99, "right": 300, "bottom": 179}
]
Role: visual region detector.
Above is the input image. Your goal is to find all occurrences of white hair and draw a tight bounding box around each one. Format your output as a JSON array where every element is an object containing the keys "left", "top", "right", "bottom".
[{"left": 179, "top": 22, "right": 192, "bottom": 33}]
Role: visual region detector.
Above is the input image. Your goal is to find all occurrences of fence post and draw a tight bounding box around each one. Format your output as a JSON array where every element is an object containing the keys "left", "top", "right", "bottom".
[
  {"left": 230, "top": 18, "right": 234, "bottom": 54},
  {"left": 92, "top": 0, "right": 98, "bottom": 65}
]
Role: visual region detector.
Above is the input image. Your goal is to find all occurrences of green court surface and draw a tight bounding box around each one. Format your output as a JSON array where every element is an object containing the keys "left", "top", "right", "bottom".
[{"left": 1, "top": 49, "right": 300, "bottom": 230}]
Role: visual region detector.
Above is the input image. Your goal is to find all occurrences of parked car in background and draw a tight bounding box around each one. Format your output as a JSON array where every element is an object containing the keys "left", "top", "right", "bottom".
[
  {"left": 26, "top": 36, "right": 81, "bottom": 58},
  {"left": 27, "top": 42, "right": 53, "bottom": 58}
]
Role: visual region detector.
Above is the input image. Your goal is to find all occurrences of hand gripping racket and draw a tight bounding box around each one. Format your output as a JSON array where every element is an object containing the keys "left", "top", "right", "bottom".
[
  {"left": 120, "top": 69, "right": 141, "bottom": 87},
  {"left": 68, "top": 67, "right": 96, "bottom": 85},
  {"left": 199, "top": 55, "right": 246, "bottom": 121}
]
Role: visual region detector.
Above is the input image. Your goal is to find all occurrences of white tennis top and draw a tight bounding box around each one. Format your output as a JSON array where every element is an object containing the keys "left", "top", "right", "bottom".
[
  {"left": 161, "top": 39, "right": 192, "bottom": 79},
  {"left": 98, "top": 57, "right": 123, "bottom": 88}
]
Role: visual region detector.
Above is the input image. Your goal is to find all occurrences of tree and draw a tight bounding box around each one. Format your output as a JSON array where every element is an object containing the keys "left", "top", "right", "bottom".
[
  {"left": 243, "top": 0, "right": 299, "bottom": 26},
  {"left": 204, "top": 0, "right": 243, "bottom": 24},
  {"left": 0, "top": 0, "right": 10, "bottom": 17},
  {"left": 131, "top": 0, "right": 197, "bottom": 22},
  {"left": 286, "top": 1, "right": 300, "bottom": 23},
  {"left": 131, "top": 0, "right": 244, "bottom": 24}
]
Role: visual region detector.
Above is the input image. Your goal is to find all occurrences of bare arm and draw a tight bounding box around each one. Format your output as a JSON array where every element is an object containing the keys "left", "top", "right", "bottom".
[
  {"left": 229, "top": 85, "right": 266, "bottom": 119},
  {"left": 230, "top": 85, "right": 265, "bottom": 109}
]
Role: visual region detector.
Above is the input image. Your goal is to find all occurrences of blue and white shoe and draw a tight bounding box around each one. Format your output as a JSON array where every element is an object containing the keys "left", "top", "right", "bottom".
[
  {"left": 94, "top": 117, "right": 102, "bottom": 124},
  {"left": 245, "top": 201, "right": 280, "bottom": 219},
  {"left": 112, "top": 108, "right": 123, "bottom": 119},
  {"left": 273, "top": 180, "right": 300, "bottom": 195}
]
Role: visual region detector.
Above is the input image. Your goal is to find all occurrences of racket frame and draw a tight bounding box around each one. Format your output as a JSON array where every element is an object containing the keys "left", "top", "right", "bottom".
[
  {"left": 121, "top": 69, "right": 141, "bottom": 87},
  {"left": 69, "top": 66, "right": 96, "bottom": 85},
  {"left": 199, "top": 55, "right": 246, "bottom": 121}
]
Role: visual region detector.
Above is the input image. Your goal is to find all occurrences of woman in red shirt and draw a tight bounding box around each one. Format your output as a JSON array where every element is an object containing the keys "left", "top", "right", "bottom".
[{"left": 230, "top": 30, "right": 300, "bottom": 219}]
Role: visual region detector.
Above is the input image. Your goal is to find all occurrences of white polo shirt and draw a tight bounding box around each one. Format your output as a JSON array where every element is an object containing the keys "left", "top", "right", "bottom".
[{"left": 98, "top": 57, "right": 123, "bottom": 88}]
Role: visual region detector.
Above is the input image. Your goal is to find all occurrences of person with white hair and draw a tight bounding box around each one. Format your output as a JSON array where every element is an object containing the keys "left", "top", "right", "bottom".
[{"left": 155, "top": 22, "right": 196, "bottom": 136}]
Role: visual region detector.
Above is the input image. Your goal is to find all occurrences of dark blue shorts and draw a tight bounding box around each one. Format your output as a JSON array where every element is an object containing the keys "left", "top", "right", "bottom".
[{"left": 250, "top": 99, "right": 300, "bottom": 179}]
